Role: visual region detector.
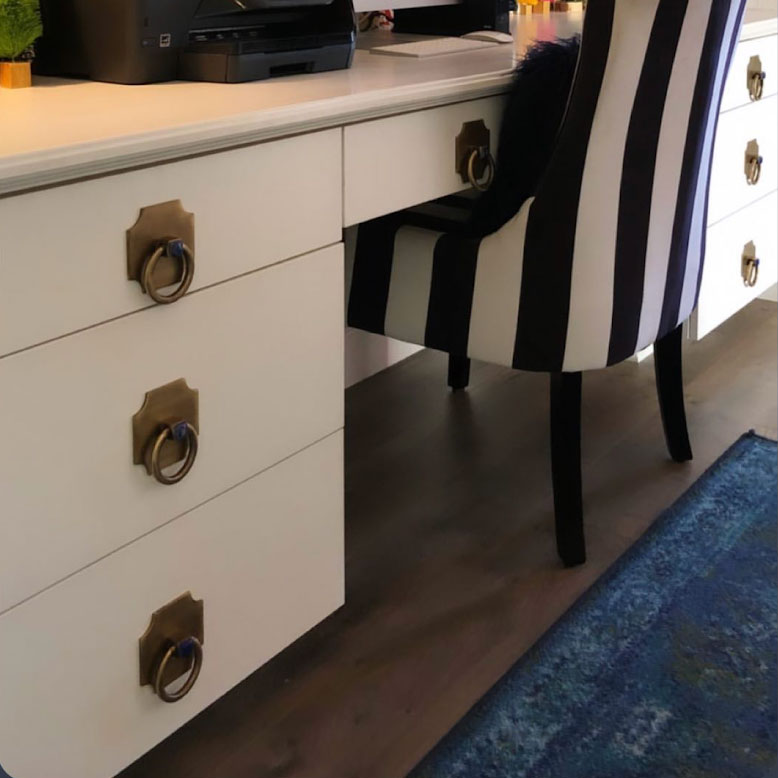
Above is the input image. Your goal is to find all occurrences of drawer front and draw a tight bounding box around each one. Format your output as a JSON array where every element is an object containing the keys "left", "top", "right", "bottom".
[
  {"left": 343, "top": 96, "right": 506, "bottom": 226},
  {"left": 720, "top": 33, "right": 778, "bottom": 113},
  {"left": 0, "top": 129, "right": 342, "bottom": 356},
  {"left": 0, "top": 244, "right": 343, "bottom": 612},
  {"left": 708, "top": 95, "right": 777, "bottom": 224},
  {"left": 691, "top": 191, "right": 778, "bottom": 339},
  {"left": 0, "top": 431, "right": 344, "bottom": 778}
]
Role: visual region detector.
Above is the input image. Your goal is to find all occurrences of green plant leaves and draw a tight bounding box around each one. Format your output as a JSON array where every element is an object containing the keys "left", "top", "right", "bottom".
[{"left": 0, "top": 0, "right": 42, "bottom": 61}]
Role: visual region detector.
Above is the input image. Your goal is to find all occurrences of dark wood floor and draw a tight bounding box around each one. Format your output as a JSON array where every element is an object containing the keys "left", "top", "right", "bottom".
[{"left": 120, "top": 300, "right": 777, "bottom": 778}]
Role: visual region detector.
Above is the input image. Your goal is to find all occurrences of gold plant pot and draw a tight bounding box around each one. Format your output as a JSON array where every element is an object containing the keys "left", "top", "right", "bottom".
[{"left": 0, "top": 61, "right": 32, "bottom": 89}]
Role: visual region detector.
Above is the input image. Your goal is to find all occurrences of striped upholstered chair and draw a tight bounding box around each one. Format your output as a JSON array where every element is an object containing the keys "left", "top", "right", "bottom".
[{"left": 346, "top": 0, "right": 748, "bottom": 567}]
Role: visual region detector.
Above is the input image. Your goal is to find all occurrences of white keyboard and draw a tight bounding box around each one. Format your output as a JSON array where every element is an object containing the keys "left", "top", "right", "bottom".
[{"left": 370, "top": 37, "right": 499, "bottom": 59}]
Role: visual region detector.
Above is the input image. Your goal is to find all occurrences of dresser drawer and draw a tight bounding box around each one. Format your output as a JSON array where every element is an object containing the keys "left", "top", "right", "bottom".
[
  {"left": 0, "top": 129, "right": 342, "bottom": 357},
  {"left": 0, "top": 430, "right": 343, "bottom": 778},
  {"left": 708, "top": 95, "right": 777, "bottom": 224},
  {"left": 0, "top": 243, "right": 343, "bottom": 612},
  {"left": 691, "top": 191, "right": 777, "bottom": 340},
  {"left": 343, "top": 96, "right": 505, "bottom": 226},
  {"left": 720, "top": 33, "right": 778, "bottom": 113}
]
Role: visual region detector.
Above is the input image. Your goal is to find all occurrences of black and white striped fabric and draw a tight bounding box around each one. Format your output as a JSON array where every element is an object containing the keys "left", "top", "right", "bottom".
[{"left": 347, "top": 0, "right": 747, "bottom": 373}]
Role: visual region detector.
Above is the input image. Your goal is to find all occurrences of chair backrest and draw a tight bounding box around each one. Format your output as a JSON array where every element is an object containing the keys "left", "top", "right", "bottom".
[{"left": 505, "top": 0, "right": 747, "bottom": 372}]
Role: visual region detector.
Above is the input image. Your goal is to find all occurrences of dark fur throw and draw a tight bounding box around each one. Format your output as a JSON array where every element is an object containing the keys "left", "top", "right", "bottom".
[{"left": 468, "top": 35, "right": 581, "bottom": 237}]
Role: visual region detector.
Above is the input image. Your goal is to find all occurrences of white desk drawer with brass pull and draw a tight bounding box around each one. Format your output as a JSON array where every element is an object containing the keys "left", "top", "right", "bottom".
[
  {"left": 720, "top": 34, "right": 778, "bottom": 112},
  {"left": 0, "top": 243, "right": 343, "bottom": 613},
  {"left": 707, "top": 95, "right": 777, "bottom": 225},
  {"left": 0, "top": 430, "right": 344, "bottom": 778},
  {"left": 692, "top": 191, "right": 778, "bottom": 340},
  {"left": 0, "top": 128, "right": 342, "bottom": 357},
  {"left": 343, "top": 96, "right": 505, "bottom": 226}
]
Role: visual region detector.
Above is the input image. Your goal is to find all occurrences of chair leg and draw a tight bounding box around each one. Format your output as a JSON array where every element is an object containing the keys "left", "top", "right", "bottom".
[
  {"left": 550, "top": 372, "right": 586, "bottom": 567},
  {"left": 654, "top": 324, "right": 693, "bottom": 463},
  {"left": 448, "top": 355, "right": 471, "bottom": 391}
]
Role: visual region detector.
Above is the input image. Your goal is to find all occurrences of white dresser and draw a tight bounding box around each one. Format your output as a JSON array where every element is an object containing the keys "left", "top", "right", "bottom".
[
  {"left": 692, "top": 7, "right": 778, "bottom": 338},
  {"left": 0, "top": 133, "right": 348, "bottom": 778},
  {"left": 0, "top": 8, "right": 774, "bottom": 778},
  {"left": 0, "top": 23, "right": 521, "bottom": 778}
]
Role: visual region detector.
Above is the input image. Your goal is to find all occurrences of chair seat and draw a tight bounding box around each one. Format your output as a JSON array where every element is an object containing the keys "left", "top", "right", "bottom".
[{"left": 346, "top": 196, "right": 559, "bottom": 372}]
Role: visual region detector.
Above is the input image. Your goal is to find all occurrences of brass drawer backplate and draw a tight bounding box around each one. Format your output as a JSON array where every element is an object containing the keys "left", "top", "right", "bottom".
[
  {"left": 456, "top": 119, "right": 495, "bottom": 190},
  {"left": 744, "top": 139, "right": 763, "bottom": 186},
  {"left": 127, "top": 200, "right": 195, "bottom": 293},
  {"left": 139, "top": 592, "right": 205, "bottom": 695},
  {"left": 741, "top": 240, "right": 760, "bottom": 288},
  {"left": 747, "top": 55, "right": 765, "bottom": 101},
  {"left": 132, "top": 378, "right": 199, "bottom": 475}
]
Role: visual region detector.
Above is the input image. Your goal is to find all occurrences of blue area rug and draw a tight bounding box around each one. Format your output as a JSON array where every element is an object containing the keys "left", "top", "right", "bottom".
[{"left": 410, "top": 432, "right": 778, "bottom": 778}]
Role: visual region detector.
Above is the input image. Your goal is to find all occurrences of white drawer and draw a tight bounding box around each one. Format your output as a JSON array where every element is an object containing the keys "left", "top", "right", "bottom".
[
  {"left": 691, "top": 191, "right": 778, "bottom": 339},
  {"left": 708, "top": 95, "right": 777, "bottom": 224},
  {"left": 0, "top": 129, "right": 342, "bottom": 356},
  {"left": 0, "top": 244, "right": 343, "bottom": 612},
  {"left": 720, "top": 33, "right": 778, "bottom": 113},
  {"left": 343, "top": 96, "right": 505, "bottom": 226},
  {"left": 0, "top": 431, "right": 343, "bottom": 778}
]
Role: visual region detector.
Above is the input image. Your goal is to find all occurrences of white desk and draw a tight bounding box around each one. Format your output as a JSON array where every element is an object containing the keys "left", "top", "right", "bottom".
[
  {"left": 0, "top": 9, "right": 775, "bottom": 778},
  {"left": 0, "top": 15, "right": 582, "bottom": 195}
]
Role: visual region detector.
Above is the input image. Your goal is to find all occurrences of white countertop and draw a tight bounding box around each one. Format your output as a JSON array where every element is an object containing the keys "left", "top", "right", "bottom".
[
  {"left": 0, "top": 7, "right": 774, "bottom": 196},
  {"left": 743, "top": 5, "right": 778, "bottom": 39}
]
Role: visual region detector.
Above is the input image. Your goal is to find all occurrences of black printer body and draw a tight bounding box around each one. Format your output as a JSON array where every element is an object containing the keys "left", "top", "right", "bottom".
[{"left": 35, "top": 0, "right": 356, "bottom": 84}]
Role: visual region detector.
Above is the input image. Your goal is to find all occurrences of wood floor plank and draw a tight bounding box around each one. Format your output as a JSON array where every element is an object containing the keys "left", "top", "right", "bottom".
[{"left": 119, "top": 300, "right": 777, "bottom": 778}]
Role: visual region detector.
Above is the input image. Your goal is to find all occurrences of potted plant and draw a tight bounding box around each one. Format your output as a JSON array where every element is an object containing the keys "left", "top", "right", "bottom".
[{"left": 0, "top": 0, "right": 42, "bottom": 89}]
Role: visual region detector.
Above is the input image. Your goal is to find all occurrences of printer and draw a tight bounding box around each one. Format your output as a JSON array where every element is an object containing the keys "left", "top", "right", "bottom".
[{"left": 35, "top": 0, "right": 356, "bottom": 84}]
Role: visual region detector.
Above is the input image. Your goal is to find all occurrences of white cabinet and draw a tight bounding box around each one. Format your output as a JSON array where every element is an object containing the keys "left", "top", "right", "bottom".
[
  {"left": 0, "top": 130, "right": 345, "bottom": 776},
  {"left": 693, "top": 191, "right": 778, "bottom": 338},
  {"left": 0, "top": 244, "right": 343, "bottom": 612},
  {"left": 343, "top": 96, "right": 505, "bottom": 226},
  {"left": 720, "top": 34, "right": 778, "bottom": 112},
  {"left": 707, "top": 96, "right": 777, "bottom": 225},
  {"left": 0, "top": 432, "right": 343, "bottom": 778},
  {"left": 692, "top": 27, "right": 778, "bottom": 339},
  {"left": 0, "top": 130, "right": 342, "bottom": 356}
]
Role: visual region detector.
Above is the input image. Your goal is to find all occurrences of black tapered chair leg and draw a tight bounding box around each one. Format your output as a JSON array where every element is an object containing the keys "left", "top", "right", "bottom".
[
  {"left": 448, "top": 355, "right": 471, "bottom": 391},
  {"left": 654, "top": 324, "right": 693, "bottom": 463},
  {"left": 550, "top": 371, "right": 586, "bottom": 567}
]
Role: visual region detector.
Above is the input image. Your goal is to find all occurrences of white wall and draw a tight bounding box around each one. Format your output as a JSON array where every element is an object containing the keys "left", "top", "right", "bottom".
[{"left": 345, "top": 329, "right": 422, "bottom": 387}]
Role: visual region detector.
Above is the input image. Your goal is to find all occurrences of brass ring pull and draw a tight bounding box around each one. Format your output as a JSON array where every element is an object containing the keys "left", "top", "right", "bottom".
[
  {"left": 141, "top": 238, "right": 195, "bottom": 305},
  {"left": 467, "top": 148, "right": 496, "bottom": 192},
  {"left": 749, "top": 71, "right": 765, "bottom": 101},
  {"left": 153, "top": 637, "right": 203, "bottom": 703},
  {"left": 743, "top": 257, "right": 760, "bottom": 288},
  {"left": 746, "top": 154, "right": 763, "bottom": 185},
  {"left": 150, "top": 421, "right": 198, "bottom": 485}
]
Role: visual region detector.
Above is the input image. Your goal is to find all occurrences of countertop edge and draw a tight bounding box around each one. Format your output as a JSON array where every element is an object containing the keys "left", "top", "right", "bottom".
[
  {"left": 1, "top": 9, "right": 774, "bottom": 198},
  {"left": 0, "top": 70, "right": 512, "bottom": 197},
  {"left": 741, "top": 13, "right": 778, "bottom": 40}
]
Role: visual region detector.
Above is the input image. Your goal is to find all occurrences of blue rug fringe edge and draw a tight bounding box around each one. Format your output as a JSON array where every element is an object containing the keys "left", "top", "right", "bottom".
[{"left": 746, "top": 428, "right": 778, "bottom": 444}]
